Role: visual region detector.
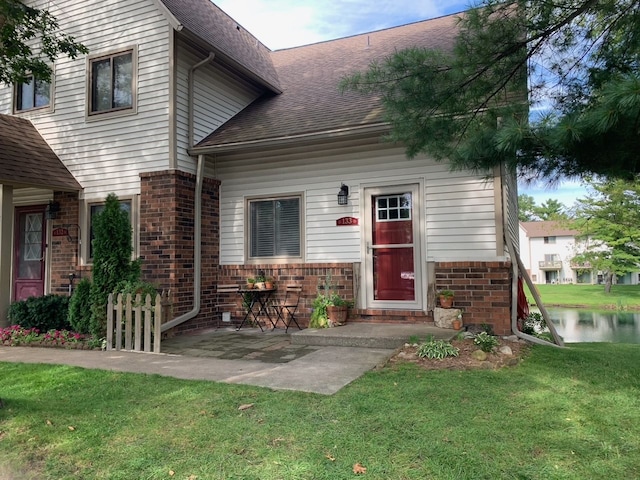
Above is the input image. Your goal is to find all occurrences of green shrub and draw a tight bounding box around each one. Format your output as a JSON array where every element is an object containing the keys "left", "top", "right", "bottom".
[
  {"left": 68, "top": 278, "right": 93, "bottom": 334},
  {"left": 8, "top": 294, "right": 71, "bottom": 331},
  {"left": 417, "top": 336, "right": 460, "bottom": 359},
  {"left": 521, "top": 311, "right": 548, "bottom": 336},
  {"left": 90, "top": 193, "right": 140, "bottom": 337},
  {"left": 474, "top": 331, "right": 500, "bottom": 352}
]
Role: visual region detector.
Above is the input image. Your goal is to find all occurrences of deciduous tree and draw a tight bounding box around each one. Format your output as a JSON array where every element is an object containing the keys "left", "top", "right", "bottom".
[
  {"left": 0, "top": 0, "right": 87, "bottom": 84},
  {"left": 571, "top": 179, "right": 640, "bottom": 293}
]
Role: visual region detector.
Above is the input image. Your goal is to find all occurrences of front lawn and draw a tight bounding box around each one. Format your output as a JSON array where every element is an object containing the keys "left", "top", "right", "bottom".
[
  {"left": 1, "top": 343, "right": 639, "bottom": 479},
  {"left": 526, "top": 284, "right": 640, "bottom": 309}
]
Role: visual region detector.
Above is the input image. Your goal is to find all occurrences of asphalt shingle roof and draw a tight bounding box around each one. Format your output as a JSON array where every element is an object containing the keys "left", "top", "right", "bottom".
[
  {"left": 520, "top": 221, "right": 578, "bottom": 238},
  {"left": 160, "top": 0, "right": 281, "bottom": 91},
  {"left": 194, "top": 12, "right": 461, "bottom": 150},
  {"left": 0, "top": 114, "right": 82, "bottom": 192}
]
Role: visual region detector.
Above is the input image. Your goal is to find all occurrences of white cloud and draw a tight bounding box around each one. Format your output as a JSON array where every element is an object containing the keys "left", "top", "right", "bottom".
[{"left": 213, "top": 0, "right": 469, "bottom": 49}]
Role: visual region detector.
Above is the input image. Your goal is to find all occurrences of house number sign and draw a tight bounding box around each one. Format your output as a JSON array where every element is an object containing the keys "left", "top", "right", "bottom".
[
  {"left": 52, "top": 227, "right": 69, "bottom": 237},
  {"left": 336, "top": 217, "right": 359, "bottom": 226}
]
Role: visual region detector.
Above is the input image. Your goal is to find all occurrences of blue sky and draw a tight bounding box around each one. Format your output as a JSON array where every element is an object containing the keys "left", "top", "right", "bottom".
[{"left": 213, "top": 0, "right": 583, "bottom": 208}]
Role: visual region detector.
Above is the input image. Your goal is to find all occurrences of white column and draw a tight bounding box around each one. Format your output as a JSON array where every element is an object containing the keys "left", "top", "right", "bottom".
[{"left": 0, "top": 185, "right": 14, "bottom": 327}]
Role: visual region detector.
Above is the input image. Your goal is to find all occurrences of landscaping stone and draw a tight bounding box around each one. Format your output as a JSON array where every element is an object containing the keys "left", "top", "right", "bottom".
[
  {"left": 499, "top": 345, "right": 513, "bottom": 356},
  {"left": 433, "top": 307, "right": 462, "bottom": 329},
  {"left": 471, "top": 349, "right": 488, "bottom": 361}
]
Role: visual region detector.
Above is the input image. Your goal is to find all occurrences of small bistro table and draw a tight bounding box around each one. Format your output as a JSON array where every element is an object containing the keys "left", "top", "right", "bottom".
[{"left": 236, "top": 287, "right": 277, "bottom": 331}]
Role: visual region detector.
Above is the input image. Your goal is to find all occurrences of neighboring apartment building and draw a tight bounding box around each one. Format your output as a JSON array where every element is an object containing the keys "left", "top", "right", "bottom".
[
  {"left": 519, "top": 221, "right": 640, "bottom": 285},
  {"left": 0, "top": 0, "right": 523, "bottom": 335}
]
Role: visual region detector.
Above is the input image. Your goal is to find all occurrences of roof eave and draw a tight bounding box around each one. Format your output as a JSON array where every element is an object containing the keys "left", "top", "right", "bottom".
[{"left": 189, "top": 123, "right": 391, "bottom": 155}]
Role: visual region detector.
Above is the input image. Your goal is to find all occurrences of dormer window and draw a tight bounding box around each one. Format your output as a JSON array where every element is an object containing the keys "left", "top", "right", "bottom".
[
  {"left": 88, "top": 48, "right": 136, "bottom": 116},
  {"left": 15, "top": 75, "right": 51, "bottom": 112}
]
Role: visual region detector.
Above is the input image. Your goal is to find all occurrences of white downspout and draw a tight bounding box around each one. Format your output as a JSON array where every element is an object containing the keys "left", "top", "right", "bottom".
[{"left": 160, "top": 53, "right": 213, "bottom": 333}]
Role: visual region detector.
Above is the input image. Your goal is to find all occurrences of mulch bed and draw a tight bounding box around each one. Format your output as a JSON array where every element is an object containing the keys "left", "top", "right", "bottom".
[{"left": 388, "top": 337, "right": 530, "bottom": 371}]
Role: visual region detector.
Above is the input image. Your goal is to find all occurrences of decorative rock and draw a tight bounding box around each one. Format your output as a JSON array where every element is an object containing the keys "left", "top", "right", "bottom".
[
  {"left": 434, "top": 307, "right": 463, "bottom": 329},
  {"left": 503, "top": 335, "right": 519, "bottom": 342},
  {"left": 471, "top": 349, "right": 488, "bottom": 361},
  {"left": 499, "top": 345, "right": 513, "bottom": 356}
]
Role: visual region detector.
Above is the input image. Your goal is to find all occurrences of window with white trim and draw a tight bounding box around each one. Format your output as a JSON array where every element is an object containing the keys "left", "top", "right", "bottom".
[
  {"left": 15, "top": 75, "right": 50, "bottom": 112},
  {"left": 88, "top": 49, "right": 134, "bottom": 115},
  {"left": 249, "top": 196, "right": 301, "bottom": 259}
]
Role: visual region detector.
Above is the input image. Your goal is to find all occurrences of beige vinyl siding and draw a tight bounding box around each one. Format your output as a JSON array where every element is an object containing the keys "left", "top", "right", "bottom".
[
  {"left": 213, "top": 139, "right": 498, "bottom": 264},
  {"left": 504, "top": 168, "right": 520, "bottom": 255},
  {"left": 174, "top": 39, "right": 263, "bottom": 173},
  {"left": 0, "top": 0, "right": 171, "bottom": 201},
  {"left": 12, "top": 189, "right": 53, "bottom": 206}
]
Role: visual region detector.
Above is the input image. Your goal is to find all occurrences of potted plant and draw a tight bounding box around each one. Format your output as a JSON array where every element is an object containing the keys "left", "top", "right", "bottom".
[
  {"left": 438, "top": 289, "right": 454, "bottom": 308},
  {"left": 309, "top": 273, "right": 353, "bottom": 328},
  {"left": 452, "top": 312, "right": 463, "bottom": 330},
  {"left": 264, "top": 276, "right": 275, "bottom": 290},
  {"left": 326, "top": 293, "right": 352, "bottom": 327},
  {"left": 246, "top": 277, "right": 256, "bottom": 289},
  {"left": 255, "top": 274, "right": 266, "bottom": 290}
]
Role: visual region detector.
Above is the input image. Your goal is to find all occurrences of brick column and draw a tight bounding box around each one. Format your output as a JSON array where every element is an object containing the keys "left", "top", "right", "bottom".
[
  {"left": 49, "top": 191, "right": 80, "bottom": 296},
  {"left": 139, "top": 170, "right": 220, "bottom": 331},
  {"left": 435, "top": 261, "right": 512, "bottom": 335}
]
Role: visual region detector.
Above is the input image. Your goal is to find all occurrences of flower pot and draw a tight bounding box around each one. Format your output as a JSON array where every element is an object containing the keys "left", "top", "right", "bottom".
[
  {"left": 326, "top": 305, "right": 348, "bottom": 327},
  {"left": 439, "top": 295, "right": 454, "bottom": 308},
  {"left": 452, "top": 319, "right": 462, "bottom": 330},
  {"left": 246, "top": 283, "right": 255, "bottom": 289},
  {"left": 265, "top": 281, "right": 274, "bottom": 290},
  {"left": 255, "top": 282, "right": 265, "bottom": 290}
]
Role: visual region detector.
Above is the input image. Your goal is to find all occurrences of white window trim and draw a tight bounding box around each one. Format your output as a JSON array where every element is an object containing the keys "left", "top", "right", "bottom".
[
  {"left": 245, "top": 193, "right": 305, "bottom": 265},
  {"left": 81, "top": 195, "right": 139, "bottom": 265},
  {"left": 85, "top": 46, "right": 138, "bottom": 121},
  {"left": 13, "top": 69, "right": 55, "bottom": 115}
]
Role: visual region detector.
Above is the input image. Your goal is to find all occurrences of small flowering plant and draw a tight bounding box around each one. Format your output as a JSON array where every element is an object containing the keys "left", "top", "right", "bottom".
[{"left": 0, "top": 325, "right": 89, "bottom": 347}]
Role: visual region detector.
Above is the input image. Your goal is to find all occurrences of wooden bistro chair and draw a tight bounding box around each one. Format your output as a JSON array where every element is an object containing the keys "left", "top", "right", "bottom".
[
  {"left": 272, "top": 285, "right": 303, "bottom": 332},
  {"left": 215, "top": 284, "right": 240, "bottom": 327}
]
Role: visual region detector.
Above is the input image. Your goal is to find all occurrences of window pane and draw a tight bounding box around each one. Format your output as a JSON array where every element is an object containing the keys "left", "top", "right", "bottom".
[
  {"left": 113, "top": 53, "right": 132, "bottom": 108},
  {"left": 250, "top": 198, "right": 300, "bottom": 258},
  {"left": 35, "top": 80, "right": 50, "bottom": 108},
  {"left": 275, "top": 199, "right": 300, "bottom": 256},
  {"left": 92, "top": 58, "right": 112, "bottom": 111},
  {"left": 17, "top": 79, "right": 35, "bottom": 110}
]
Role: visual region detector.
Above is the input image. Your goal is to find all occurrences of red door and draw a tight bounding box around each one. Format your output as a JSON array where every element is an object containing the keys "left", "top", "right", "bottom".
[
  {"left": 13, "top": 206, "right": 47, "bottom": 301},
  {"left": 365, "top": 185, "right": 421, "bottom": 308}
]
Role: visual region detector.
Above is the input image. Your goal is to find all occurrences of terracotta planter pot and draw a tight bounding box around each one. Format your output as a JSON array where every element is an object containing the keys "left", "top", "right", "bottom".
[
  {"left": 326, "top": 305, "right": 348, "bottom": 327},
  {"left": 452, "top": 319, "right": 462, "bottom": 330},
  {"left": 439, "top": 295, "right": 454, "bottom": 308}
]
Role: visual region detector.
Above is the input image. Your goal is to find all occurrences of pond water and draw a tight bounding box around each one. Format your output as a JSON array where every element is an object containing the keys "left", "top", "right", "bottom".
[{"left": 536, "top": 307, "right": 640, "bottom": 344}]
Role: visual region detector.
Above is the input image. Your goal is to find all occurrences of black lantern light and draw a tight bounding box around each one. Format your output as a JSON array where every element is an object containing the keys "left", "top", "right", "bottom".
[
  {"left": 46, "top": 201, "right": 60, "bottom": 219},
  {"left": 337, "top": 184, "right": 349, "bottom": 205}
]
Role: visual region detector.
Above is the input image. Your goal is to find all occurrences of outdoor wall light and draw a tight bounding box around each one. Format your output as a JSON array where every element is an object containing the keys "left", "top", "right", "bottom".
[
  {"left": 337, "top": 184, "right": 349, "bottom": 205},
  {"left": 46, "top": 201, "right": 60, "bottom": 220}
]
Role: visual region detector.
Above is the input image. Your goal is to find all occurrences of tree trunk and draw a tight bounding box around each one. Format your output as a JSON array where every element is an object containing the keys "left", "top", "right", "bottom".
[{"left": 604, "top": 271, "right": 613, "bottom": 293}]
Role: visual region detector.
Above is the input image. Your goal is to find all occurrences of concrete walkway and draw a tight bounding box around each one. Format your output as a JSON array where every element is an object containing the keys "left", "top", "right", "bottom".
[{"left": 0, "top": 324, "right": 453, "bottom": 395}]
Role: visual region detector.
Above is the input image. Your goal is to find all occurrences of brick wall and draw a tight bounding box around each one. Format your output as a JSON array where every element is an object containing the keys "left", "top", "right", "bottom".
[
  {"left": 216, "top": 263, "right": 355, "bottom": 330},
  {"left": 139, "top": 170, "right": 220, "bottom": 332},
  {"left": 49, "top": 191, "right": 81, "bottom": 295},
  {"left": 435, "top": 261, "right": 512, "bottom": 335}
]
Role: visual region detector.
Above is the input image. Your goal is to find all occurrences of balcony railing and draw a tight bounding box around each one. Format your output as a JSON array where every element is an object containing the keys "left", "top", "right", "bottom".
[
  {"left": 538, "top": 260, "right": 562, "bottom": 270},
  {"left": 570, "top": 261, "right": 592, "bottom": 270}
]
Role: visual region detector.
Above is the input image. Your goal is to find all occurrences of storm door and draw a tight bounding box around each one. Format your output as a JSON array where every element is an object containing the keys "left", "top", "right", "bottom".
[
  {"left": 364, "top": 185, "right": 422, "bottom": 309},
  {"left": 13, "top": 206, "right": 47, "bottom": 301}
]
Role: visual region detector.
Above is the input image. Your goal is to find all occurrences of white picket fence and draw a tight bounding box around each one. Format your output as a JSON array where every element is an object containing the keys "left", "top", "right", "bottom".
[{"left": 106, "top": 293, "right": 164, "bottom": 353}]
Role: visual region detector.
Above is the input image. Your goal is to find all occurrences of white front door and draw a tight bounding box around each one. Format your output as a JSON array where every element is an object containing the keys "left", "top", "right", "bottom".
[{"left": 363, "top": 184, "right": 422, "bottom": 310}]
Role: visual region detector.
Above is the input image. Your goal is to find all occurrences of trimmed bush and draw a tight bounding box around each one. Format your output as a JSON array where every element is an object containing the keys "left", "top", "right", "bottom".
[
  {"left": 68, "top": 278, "right": 93, "bottom": 334},
  {"left": 8, "top": 294, "right": 71, "bottom": 331}
]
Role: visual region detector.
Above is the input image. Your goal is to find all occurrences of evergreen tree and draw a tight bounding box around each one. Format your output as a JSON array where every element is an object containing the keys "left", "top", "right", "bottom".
[
  {"left": 341, "top": 0, "right": 640, "bottom": 181},
  {"left": 518, "top": 194, "right": 537, "bottom": 222},
  {"left": 1, "top": 0, "right": 87, "bottom": 84},
  {"left": 533, "top": 199, "right": 567, "bottom": 221},
  {"left": 89, "top": 193, "right": 140, "bottom": 337}
]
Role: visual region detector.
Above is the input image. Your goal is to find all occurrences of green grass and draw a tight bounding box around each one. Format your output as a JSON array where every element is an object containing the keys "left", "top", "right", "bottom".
[
  {"left": 2, "top": 343, "right": 640, "bottom": 479},
  {"left": 526, "top": 284, "right": 640, "bottom": 309}
]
